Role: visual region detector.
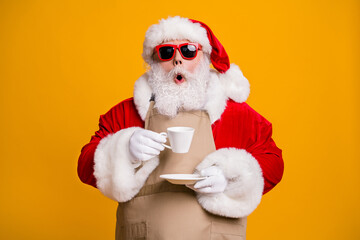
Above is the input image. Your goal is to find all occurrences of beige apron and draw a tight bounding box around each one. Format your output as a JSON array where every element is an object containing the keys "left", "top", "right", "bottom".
[{"left": 116, "top": 101, "right": 247, "bottom": 240}]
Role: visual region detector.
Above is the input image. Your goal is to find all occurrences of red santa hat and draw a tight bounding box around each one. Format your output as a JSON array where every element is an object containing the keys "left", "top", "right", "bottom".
[
  {"left": 142, "top": 16, "right": 230, "bottom": 73},
  {"left": 142, "top": 16, "right": 250, "bottom": 103}
]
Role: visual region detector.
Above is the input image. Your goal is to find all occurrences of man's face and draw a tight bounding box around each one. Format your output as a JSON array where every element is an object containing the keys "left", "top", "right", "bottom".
[
  {"left": 148, "top": 39, "right": 210, "bottom": 118},
  {"left": 153, "top": 39, "right": 204, "bottom": 85}
]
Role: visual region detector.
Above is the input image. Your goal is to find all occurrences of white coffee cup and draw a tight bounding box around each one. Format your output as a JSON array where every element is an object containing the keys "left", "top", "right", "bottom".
[{"left": 160, "top": 127, "right": 195, "bottom": 153}]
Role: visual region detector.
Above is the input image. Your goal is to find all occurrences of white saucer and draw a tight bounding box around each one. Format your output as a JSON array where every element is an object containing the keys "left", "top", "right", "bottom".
[{"left": 160, "top": 174, "right": 206, "bottom": 185}]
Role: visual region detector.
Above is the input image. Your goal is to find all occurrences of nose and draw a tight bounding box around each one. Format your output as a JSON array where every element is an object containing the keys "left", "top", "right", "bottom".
[{"left": 173, "top": 49, "right": 183, "bottom": 66}]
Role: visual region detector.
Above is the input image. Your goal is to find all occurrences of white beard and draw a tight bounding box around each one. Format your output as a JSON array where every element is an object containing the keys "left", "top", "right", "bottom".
[{"left": 148, "top": 58, "right": 211, "bottom": 118}]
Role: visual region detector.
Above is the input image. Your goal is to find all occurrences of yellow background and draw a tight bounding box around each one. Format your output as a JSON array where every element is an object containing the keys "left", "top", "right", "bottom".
[{"left": 1, "top": 0, "right": 359, "bottom": 239}]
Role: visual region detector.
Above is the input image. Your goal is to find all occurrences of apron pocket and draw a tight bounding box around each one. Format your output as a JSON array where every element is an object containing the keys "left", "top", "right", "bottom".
[
  {"left": 119, "top": 221, "right": 147, "bottom": 240},
  {"left": 211, "top": 221, "right": 245, "bottom": 240}
]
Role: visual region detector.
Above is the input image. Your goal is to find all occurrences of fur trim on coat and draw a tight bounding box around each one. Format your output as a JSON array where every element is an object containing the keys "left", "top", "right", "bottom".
[
  {"left": 93, "top": 127, "right": 159, "bottom": 202},
  {"left": 194, "top": 148, "right": 264, "bottom": 218}
]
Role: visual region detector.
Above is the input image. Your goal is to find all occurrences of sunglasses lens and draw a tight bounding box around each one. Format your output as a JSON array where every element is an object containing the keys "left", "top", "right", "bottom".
[
  {"left": 159, "top": 46, "right": 174, "bottom": 60},
  {"left": 180, "top": 44, "right": 197, "bottom": 59}
]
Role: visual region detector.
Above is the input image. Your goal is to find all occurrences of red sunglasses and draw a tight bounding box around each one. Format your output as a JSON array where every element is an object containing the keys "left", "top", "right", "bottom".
[{"left": 155, "top": 43, "right": 202, "bottom": 61}]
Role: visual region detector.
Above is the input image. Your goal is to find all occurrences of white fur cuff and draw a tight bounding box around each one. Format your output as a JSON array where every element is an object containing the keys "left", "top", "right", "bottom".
[
  {"left": 94, "top": 127, "right": 159, "bottom": 202},
  {"left": 195, "top": 148, "right": 264, "bottom": 218}
]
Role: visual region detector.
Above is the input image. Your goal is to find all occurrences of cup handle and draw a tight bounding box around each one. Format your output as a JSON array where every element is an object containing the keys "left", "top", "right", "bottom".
[{"left": 160, "top": 132, "right": 172, "bottom": 149}]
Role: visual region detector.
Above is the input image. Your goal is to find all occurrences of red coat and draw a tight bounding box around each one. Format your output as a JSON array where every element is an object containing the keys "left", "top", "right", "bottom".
[{"left": 78, "top": 97, "right": 284, "bottom": 195}]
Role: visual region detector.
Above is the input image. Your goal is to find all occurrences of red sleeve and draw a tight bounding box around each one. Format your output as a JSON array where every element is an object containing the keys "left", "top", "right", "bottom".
[
  {"left": 246, "top": 115, "right": 284, "bottom": 194},
  {"left": 77, "top": 98, "right": 144, "bottom": 188},
  {"left": 212, "top": 101, "right": 284, "bottom": 194}
]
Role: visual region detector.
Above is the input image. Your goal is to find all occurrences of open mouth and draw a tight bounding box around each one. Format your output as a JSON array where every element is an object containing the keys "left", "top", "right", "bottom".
[{"left": 174, "top": 74, "right": 185, "bottom": 85}]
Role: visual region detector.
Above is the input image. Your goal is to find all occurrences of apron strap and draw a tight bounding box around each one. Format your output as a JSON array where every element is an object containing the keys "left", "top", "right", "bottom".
[{"left": 144, "top": 100, "right": 155, "bottom": 130}]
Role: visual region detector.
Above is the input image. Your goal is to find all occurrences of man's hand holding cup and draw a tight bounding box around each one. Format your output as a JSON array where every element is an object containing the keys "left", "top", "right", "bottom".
[
  {"left": 129, "top": 129, "right": 166, "bottom": 165},
  {"left": 129, "top": 126, "right": 195, "bottom": 166}
]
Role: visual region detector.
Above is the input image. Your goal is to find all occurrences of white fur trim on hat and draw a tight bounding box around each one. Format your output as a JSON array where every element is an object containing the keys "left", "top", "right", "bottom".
[
  {"left": 219, "top": 64, "right": 250, "bottom": 103},
  {"left": 194, "top": 148, "right": 264, "bottom": 218},
  {"left": 142, "top": 16, "right": 212, "bottom": 65},
  {"left": 94, "top": 127, "right": 159, "bottom": 202}
]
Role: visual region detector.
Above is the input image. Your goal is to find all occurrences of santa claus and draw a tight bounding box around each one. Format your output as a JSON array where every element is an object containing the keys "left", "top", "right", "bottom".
[{"left": 78, "top": 16, "right": 284, "bottom": 240}]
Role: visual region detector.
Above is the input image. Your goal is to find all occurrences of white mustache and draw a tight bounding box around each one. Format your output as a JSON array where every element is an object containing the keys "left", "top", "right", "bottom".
[{"left": 166, "top": 66, "right": 192, "bottom": 80}]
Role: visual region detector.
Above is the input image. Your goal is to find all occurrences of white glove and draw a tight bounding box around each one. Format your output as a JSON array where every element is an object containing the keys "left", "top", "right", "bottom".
[
  {"left": 129, "top": 129, "right": 166, "bottom": 164},
  {"left": 187, "top": 166, "right": 228, "bottom": 194}
]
